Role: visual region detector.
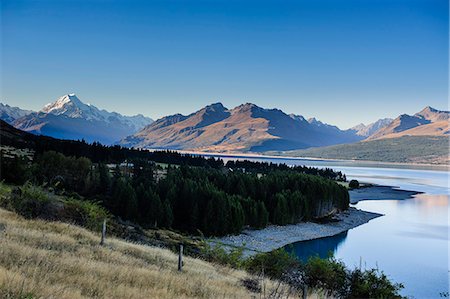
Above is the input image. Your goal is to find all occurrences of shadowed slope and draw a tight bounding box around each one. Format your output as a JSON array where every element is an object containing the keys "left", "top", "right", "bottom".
[{"left": 121, "top": 102, "right": 363, "bottom": 152}]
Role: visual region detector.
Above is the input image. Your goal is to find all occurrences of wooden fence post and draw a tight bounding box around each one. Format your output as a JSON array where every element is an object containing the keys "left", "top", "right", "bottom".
[
  {"left": 302, "top": 284, "right": 307, "bottom": 299},
  {"left": 178, "top": 244, "right": 183, "bottom": 271},
  {"left": 100, "top": 219, "right": 107, "bottom": 246}
]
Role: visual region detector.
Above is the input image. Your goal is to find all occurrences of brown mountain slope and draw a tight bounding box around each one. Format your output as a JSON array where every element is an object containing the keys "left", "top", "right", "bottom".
[
  {"left": 120, "top": 103, "right": 363, "bottom": 152},
  {"left": 123, "top": 103, "right": 277, "bottom": 151},
  {"left": 415, "top": 106, "right": 449, "bottom": 122},
  {"left": 376, "top": 120, "right": 449, "bottom": 139},
  {"left": 368, "top": 106, "right": 449, "bottom": 140}
]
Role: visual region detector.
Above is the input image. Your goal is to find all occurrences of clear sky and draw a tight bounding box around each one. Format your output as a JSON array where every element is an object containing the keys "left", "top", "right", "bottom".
[{"left": 1, "top": 0, "right": 448, "bottom": 128}]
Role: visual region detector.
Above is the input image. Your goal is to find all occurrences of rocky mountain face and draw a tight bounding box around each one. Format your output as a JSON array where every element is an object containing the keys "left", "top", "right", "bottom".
[
  {"left": 367, "top": 106, "right": 449, "bottom": 140},
  {"left": 12, "top": 94, "right": 153, "bottom": 145},
  {"left": 351, "top": 118, "right": 393, "bottom": 137},
  {"left": 120, "top": 103, "right": 363, "bottom": 152},
  {"left": 0, "top": 103, "right": 33, "bottom": 124}
]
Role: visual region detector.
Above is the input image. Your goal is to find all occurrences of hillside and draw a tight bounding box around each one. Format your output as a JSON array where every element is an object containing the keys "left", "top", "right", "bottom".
[
  {"left": 0, "top": 206, "right": 291, "bottom": 299},
  {"left": 121, "top": 103, "right": 362, "bottom": 152},
  {"left": 368, "top": 106, "right": 449, "bottom": 140},
  {"left": 270, "top": 136, "right": 449, "bottom": 165},
  {"left": 0, "top": 103, "right": 33, "bottom": 123}
]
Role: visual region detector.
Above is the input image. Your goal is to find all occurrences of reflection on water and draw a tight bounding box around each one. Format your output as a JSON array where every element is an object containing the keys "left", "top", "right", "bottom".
[
  {"left": 285, "top": 231, "right": 348, "bottom": 262},
  {"left": 406, "top": 193, "right": 450, "bottom": 208},
  {"left": 285, "top": 194, "right": 449, "bottom": 298},
  {"left": 286, "top": 193, "right": 449, "bottom": 299}
]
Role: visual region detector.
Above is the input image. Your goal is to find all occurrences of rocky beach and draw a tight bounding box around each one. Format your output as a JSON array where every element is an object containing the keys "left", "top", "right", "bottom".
[{"left": 212, "top": 207, "right": 382, "bottom": 257}]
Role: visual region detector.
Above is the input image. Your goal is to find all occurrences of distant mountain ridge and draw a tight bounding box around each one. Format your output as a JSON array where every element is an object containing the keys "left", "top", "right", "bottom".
[
  {"left": 0, "top": 103, "right": 33, "bottom": 124},
  {"left": 121, "top": 102, "right": 364, "bottom": 152},
  {"left": 350, "top": 118, "right": 393, "bottom": 137},
  {"left": 3, "top": 95, "right": 446, "bottom": 158},
  {"left": 271, "top": 106, "right": 449, "bottom": 164},
  {"left": 368, "top": 106, "right": 449, "bottom": 140},
  {"left": 11, "top": 94, "right": 153, "bottom": 145}
]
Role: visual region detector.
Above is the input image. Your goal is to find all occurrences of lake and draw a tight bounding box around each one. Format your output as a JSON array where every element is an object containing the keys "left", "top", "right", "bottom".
[{"left": 215, "top": 155, "right": 449, "bottom": 298}]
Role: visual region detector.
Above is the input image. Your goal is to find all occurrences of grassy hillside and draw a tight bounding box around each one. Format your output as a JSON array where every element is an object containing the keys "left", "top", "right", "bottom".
[
  {"left": 269, "top": 136, "right": 449, "bottom": 165},
  {"left": 0, "top": 207, "right": 296, "bottom": 299}
]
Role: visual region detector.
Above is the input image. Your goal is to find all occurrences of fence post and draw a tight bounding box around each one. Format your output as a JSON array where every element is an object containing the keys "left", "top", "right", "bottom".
[
  {"left": 178, "top": 244, "right": 183, "bottom": 271},
  {"left": 302, "top": 284, "right": 307, "bottom": 299},
  {"left": 100, "top": 219, "right": 107, "bottom": 246}
]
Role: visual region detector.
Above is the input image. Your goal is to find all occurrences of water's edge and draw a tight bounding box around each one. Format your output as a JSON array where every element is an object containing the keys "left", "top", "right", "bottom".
[{"left": 211, "top": 207, "right": 381, "bottom": 257}]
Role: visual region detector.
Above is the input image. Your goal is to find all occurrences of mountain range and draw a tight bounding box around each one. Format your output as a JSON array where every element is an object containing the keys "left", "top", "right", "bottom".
[
  {"left": 1, "top": 95, "right": 448, "bottom": 162},
  {"left": 2, "top": 94, "right": 153, "bottom": 145},
  {"left": 120, "top": 102, "right": 364, "bottom": 152},
  {"left": 367, "top": 106, "right": 449, "bottom": 140},
  {"left": 0, "top": 103, "right": 33, "bottom": 123},
  {"left": 274, "top": 106, "right": 449, "bottom": 164},
  {"left": 350, "top": 118, "right": 393, "bottom": 137}
]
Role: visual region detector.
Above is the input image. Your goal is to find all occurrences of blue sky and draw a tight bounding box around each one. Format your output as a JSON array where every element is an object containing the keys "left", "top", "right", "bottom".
[{"left": 1, "top": 0, "right": 448, "bottom": 128}]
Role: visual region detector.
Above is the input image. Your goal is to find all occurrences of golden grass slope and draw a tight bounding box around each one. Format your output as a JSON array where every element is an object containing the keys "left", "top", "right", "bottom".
[{"left": 0, "top": 208, "right": 295, "bottom": 299}]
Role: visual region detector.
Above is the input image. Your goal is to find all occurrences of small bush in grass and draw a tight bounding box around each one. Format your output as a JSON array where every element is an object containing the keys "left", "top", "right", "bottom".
[
  {"left": 304, "top": 256, "right": 348, "bottom": 297},
  {"left": 10, "top": 182, "right": 52, "bottom": 219},
  {"left": 348, "top": 268, "right": 404, "bottom": 299},
  {"left": 61, "top": 198, "right": 109, "bottom": 231},
  {"left": 0, "top": 182, "right": 12, "bottom": 207},
  {"left": 244, "top": 249, "right": 300, "bottom": 279},
  {"left": 201, "top": 242, "right": 245, "bottom": 268}
]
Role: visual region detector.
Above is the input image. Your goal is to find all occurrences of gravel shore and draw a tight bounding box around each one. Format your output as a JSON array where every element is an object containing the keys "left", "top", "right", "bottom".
[
  {"left": 349, "top": 185, "right": 419, "bottom": 204},
  {"left": 211, "top": 207, "right": 382, "bottom": 257}
]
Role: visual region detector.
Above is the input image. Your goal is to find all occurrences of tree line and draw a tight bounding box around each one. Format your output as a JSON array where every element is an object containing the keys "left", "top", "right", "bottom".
[
  {"left": 1, "top": 149, "right": 349, "bottom": 236},
  {"left": 1, "top": 119, "right": 345, "bottom": 180}
]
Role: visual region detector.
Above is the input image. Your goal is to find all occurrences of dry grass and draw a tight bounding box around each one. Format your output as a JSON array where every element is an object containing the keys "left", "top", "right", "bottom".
[{"left": 0, "top": 208, "right": 299, "bottom": 299}]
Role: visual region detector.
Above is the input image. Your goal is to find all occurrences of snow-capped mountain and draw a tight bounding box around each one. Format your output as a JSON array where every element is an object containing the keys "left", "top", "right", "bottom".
[
  {"left": 0, "top": 103, "right": 33, "bottom": 124},
  {"left": 40, "top": 94, "right": 151, "bottom": 131},
  {"left": 13, "top": 94, "right": 153, "bottom": 145},
  {"left": 350, "top": 118, "right": 393, "bottom": 137}
]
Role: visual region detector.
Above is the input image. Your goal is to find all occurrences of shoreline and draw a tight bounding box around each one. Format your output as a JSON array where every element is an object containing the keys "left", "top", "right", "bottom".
[
  {"left": 211, "top": 185, "right": 420, "bottom": 257},
  {"left": 349, "top": 185, "right": 421, "bottom": 204},
  {"left": 145, "top": 148, "right": 450, "bottom": 170},
  {"left": 211, "top": 207, "right": 382, "bottom": 257}
]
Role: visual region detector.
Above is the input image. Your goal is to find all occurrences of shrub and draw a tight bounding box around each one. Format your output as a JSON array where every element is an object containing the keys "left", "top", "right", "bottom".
[
  {"left": 61, "top": 198, "right": 109, "bottom": 231},
  {"left": 304, "top": 256, "right": 349, "bottom": 297},
  {"left": 349, "top": 180, "right": 360, "bottom": 189},
  {"left": 244, "top": 249, "right": 300, "bottom": 279},
  {"left": 348, "top": 268, "right": 404, "bottom": 299},
  {"left": 9, "top": 182, "right": 53, "bottom": 219},
  {"left": 5, "top": 183, "right": 109, "bottom": 232},
  {"left": 201, "top": 242, "right": 245, "bottom": 268}
]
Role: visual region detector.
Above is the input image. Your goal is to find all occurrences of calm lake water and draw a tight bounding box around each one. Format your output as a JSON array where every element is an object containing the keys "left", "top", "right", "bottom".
[{"left": 215, "top": 155, "right": 449, "bottom": 298}]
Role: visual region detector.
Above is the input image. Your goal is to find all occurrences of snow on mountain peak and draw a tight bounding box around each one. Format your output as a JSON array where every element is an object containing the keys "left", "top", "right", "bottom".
[
  {"left": 39, "top": 94, "right": 153, "bottom": 129},
  {"left": 42, "top": 94, "right": 84, "bottom": 114}
]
